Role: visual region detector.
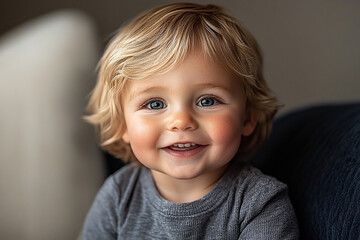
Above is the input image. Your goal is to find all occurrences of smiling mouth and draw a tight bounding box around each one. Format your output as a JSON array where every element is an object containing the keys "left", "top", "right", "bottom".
[
  {"left": 168, "top": 143, "right": 200, "bottom": 151},
  {"left": 162, "top": 142, "right": 207, "bottom": 158}
]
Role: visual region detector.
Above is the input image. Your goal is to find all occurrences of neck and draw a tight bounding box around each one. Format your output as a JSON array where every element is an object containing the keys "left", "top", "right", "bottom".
[{"left": 151, "top": 166, "right": 228, "bottom": 203}]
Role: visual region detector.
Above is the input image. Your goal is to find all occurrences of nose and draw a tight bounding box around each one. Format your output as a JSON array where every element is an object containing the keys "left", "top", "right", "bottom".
[{"left": 167, "top": 110, "right": 198, "bottom": 131}]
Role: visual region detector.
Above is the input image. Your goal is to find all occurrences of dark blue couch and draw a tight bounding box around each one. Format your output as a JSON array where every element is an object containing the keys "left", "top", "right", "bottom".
[{"left": 250, "top": 103, "right": 360, "bottom": 240}]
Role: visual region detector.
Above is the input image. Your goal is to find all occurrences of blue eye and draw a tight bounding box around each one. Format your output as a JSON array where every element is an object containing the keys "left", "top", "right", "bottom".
[
  {"left": 197, "top": 96, "right": 219, "bottom": 107},
  {"left": 144, "top": 99, "right": 166, "bottom": 109}
]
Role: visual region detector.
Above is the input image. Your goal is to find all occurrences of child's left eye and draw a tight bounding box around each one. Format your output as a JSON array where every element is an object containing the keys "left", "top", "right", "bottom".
[{"left": 196, "top": 96, "right": 221, "bottom": 107}]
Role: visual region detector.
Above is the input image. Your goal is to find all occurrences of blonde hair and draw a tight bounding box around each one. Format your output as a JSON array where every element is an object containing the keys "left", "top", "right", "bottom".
[{"left": 85, "top": 3, "right": 279, "bottom": 163}]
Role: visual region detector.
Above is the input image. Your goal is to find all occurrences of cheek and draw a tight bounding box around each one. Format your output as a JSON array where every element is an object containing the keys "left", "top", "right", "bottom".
[
  {"left": 206, "top": 113, "right": 243, "bottom": 144},
  {"left": 126, "top": 117, "right": 160, "bottom": 155},
  {"left": 206, "top": 113, "right": 243, "bottom": 162}
]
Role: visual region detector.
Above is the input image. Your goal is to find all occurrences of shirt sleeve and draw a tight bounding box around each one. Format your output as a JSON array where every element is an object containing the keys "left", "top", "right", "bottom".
[
  {"left": 239, "top": 178, "right": 299, "bottom": 240},
  {"left": 83, "top": 176, "right": 119, "bottom": 240}
]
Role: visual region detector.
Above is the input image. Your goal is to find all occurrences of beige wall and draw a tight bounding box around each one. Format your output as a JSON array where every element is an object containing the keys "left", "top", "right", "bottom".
[{"left": 216, "top": 0, "right": 360, "bottom": 114}]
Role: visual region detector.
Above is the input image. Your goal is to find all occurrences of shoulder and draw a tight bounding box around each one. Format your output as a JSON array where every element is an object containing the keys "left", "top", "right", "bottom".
[
  {"left": 231, "top": 165, "right": 299, "bottom": 238},
  {"left": 104, "top": 164, "right": 144, "bottom": 197},
  {"left": 237, "top": 165, "right": 287, "bottom": 196},
  {"left": 86, "top": 164, "right": 144, "bottom": 211},
  {"left": 227, "top": 163, "right": 287, "bottom": 198},
  {"left": 86, "top": 164, "right": 141, "bottom": 206},
  {"left": 229, "top": 163, "right": 291, "bottom": 217},
  {"left": 111, "top": 163, "right": 143, "bottom": 185},
  {"left": 83, "top": 164, "right": 145, "bottom": 238}
]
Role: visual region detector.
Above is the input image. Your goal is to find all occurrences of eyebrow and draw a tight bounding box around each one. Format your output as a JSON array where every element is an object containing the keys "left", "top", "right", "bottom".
[
  {"left": 195, "top": 83, "right": 231, "bottom": 92},
  {"left": 128, "top": 86, "right": 165, "bottom": 101}
]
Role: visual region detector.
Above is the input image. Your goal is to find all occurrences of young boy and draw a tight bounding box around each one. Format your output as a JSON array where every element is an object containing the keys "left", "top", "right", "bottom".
[{"left": 83, "top": 3, "right": 299, "bottom": 239}]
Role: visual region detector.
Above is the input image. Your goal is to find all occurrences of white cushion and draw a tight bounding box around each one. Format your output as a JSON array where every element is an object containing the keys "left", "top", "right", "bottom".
[{"left": 0, "top": 10, "right": 105, "bottom": 240}]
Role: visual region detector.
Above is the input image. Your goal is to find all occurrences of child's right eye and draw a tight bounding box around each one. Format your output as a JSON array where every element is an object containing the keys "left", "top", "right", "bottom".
[{"left": 142, "top": 99, "right": 167, "bottom": 110}]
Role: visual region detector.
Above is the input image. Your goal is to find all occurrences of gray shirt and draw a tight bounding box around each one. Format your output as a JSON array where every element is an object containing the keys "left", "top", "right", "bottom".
[{"left": 83, "top": 161, "right": 299, "bottom": 239}]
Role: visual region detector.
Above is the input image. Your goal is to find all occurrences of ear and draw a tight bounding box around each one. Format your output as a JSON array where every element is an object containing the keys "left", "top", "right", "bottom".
[
  {"left": 241, "top": 109, "right": 258, "bottom": 137},
  {"left": 122, "top": 129, "right": 130, "bottom": 143}
]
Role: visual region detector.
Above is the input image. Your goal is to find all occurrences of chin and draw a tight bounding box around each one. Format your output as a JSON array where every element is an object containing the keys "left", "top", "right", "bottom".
[
  {"left": 168, "top": 171, "right": 201, "bottom": 180},
  {"left": 172, "top": 174, "right": 201, "bottom": 181},
  {"left": 162, "top": 167, "right": 205, "bottom": 180}
]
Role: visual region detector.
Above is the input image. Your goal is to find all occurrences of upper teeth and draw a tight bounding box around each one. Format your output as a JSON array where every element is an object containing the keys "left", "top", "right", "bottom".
[{"left": 173, "top": 143, "right": 196, "bottom": 148}]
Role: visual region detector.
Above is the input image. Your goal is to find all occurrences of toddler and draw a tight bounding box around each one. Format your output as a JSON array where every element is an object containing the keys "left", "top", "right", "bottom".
[{"left": 83, "top": 3, "right": 299, "bottom": 239}]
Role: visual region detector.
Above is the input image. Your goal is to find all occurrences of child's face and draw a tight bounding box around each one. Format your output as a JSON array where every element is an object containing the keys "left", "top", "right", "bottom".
[{"left": 121, "top": 53, "right": 257, "bottom": 181}]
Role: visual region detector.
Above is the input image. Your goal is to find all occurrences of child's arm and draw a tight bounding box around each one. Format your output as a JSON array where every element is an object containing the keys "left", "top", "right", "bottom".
[
  {"left": 239, "top": 179, "right": 299, "bottom": 239},
  {"left": 83, "top": 176, "right": 119, "bottom": 240}
]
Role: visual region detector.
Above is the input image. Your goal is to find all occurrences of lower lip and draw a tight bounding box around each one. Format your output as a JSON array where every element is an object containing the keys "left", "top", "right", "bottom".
[{"left": 162, "top": 145, "right": 207, "bottom": 158}]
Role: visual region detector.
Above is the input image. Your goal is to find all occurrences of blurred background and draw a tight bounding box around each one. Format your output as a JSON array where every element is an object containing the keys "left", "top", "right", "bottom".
[{"left": 0, "top": 0, "right": 359, "bottom": 239}]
